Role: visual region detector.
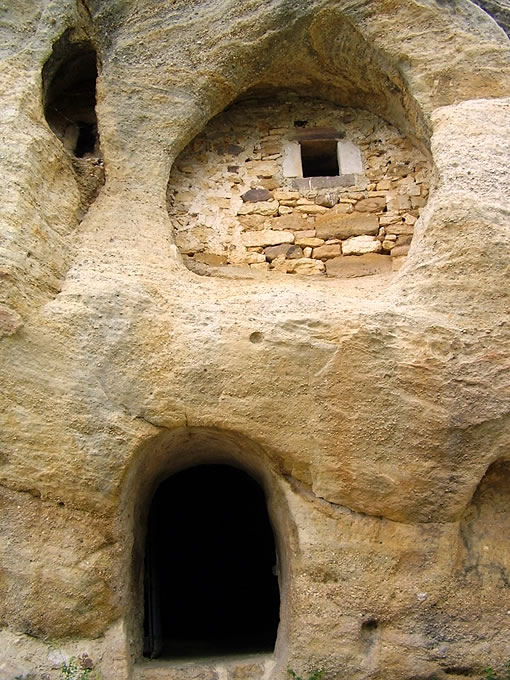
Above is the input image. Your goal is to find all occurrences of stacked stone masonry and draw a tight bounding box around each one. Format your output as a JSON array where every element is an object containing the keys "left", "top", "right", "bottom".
[{"left": 168, "top": 96, "right": 432, "bottom": 278}]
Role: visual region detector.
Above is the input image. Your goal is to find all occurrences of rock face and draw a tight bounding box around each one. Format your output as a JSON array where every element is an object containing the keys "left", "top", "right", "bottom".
[
  {"left": 472, "top": 0, "right": 510, "bottom": 35},
  {"left": 0, "top": 2, "right": 510, "bottom": 680}
]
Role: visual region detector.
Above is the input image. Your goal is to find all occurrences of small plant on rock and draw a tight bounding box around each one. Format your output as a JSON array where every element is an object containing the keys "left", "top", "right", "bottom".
[
  {"left": 60, "top": 655, "right": 99, "bottom": 680},
  {"left": 287, "top": 668, "right": 325, "bottom": 680},
  {"left": 484, "top": 663, "right": 510, "bottom": 680}
]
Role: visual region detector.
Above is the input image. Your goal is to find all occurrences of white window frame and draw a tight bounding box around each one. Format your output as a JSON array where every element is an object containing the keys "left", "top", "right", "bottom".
[{"left": 282, "top": 139, "right": 363, "bottom": 179}]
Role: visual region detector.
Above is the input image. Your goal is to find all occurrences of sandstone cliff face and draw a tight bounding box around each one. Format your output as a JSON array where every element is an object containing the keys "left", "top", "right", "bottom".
[
  {"left": 473, "top": 0, "right": 510, "bottom": 35},
  {"left": 1, "top": 2, "right": 510, "bottom": 680}
]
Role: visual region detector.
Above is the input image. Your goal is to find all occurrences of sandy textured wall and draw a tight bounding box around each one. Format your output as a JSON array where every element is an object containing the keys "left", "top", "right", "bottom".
[{"left": 1, "top": 1, "right": 510, "bottom": 679}]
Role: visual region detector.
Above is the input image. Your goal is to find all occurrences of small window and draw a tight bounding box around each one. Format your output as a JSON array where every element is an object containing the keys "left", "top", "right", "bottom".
[
  {"left": 300, "top": 138, "right": 339, "bottom": 177},
  {"left": 283, "top": 134, "right": 363, "bottom": 183}
]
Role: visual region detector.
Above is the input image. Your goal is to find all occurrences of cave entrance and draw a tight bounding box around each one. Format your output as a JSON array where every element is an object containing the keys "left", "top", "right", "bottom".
[
  {"left": 143, "top": 464, "right": 280, "bottom": 660},
  {"left": 42, "top": 34, "right": 100, "bottom": 157}
]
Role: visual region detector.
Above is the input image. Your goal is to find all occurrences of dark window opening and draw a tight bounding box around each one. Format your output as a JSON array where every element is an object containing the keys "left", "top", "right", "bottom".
[
  {"left": 143, "top": 464, "right": 280, "bottom": 660},
  {"left": 300, "top": 139, "right": 339, "bottom": 177},
  {"left": 42, "top": 34, "right": 100, "bottom": 158}
]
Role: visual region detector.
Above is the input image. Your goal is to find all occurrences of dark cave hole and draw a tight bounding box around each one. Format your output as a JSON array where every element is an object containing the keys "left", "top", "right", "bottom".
[
  {"left": 143, "top": 464, "right": 280, "bottom": 660},
  {"left": 74, "top": 122, "right": 97, "bottom": 157},
  {"left": 361, "top": 619, "right": 378, "bottom": 632},
  {"left": 444, "top": 668, "right": 476, "bottom": 676},
  {"left": 42, "top": 34, "right": 100, "bottom": 157}
]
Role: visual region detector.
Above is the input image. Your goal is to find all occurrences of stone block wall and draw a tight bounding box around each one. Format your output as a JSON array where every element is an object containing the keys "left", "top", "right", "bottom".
[{"left": 167, "top": 96, "right": 432, "bottom": 278}]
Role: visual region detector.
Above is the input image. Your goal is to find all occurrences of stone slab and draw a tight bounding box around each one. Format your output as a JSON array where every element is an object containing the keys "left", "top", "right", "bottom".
[
  {"left": 315, "top": 213, "right": 379, "bottom": 240},
  {"left": 241, "top": 188, "right": 272, "bottom": 202},
  {"left": 282, "top": 141, "right": 302, "bottom": 178},
  {"left": 292, "top": 175, "right": 356, "bottom": 191},
  {"left": 337, "top": 140, "right": 363, "bottom": 174},
  {"left": 237, "top": 200, "right": 279, "bottom": 216},
  {"left": 312, "top": 243, "right": 342, "bottom": 259},
  {"left": 325, "top": 253, "right": 392, "bottom": 278},
  {"left": 342, "top": 234, "right": 382, "bottom": 255},
  {"left": 241, "top": 229, "right": 294, "bottom": 247}
]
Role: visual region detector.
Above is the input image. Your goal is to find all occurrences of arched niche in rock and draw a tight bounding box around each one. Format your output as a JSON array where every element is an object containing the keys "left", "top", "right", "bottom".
[
  {"left": 42, "top": 31, "right": 100, "bottom": 157},
  {"left": 79, "top": 0, "right": 509, "bottom": 210},
  {"left": 121, "top": 427, "right": 294, "bottom": 667},
  {"left": 459, "top": 460, "right": 510, "bottom": 587},
  {"left": 166, "top": 92, "right": 432, "bottom": 280},
  {"left": 42, "top": 30, "right": 104, "bottom": 217}
]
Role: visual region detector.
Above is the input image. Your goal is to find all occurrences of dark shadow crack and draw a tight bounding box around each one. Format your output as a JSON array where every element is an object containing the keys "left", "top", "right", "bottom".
[
  {"left": 134, "top": 413, "right": 166, "bottom": 430},
  {"left": 77, "top": 0, "right": 93, "bottom": 24}
]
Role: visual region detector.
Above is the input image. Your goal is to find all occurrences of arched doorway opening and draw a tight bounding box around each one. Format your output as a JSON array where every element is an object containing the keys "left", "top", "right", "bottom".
[{"left": 143, "top": 464, "right": 280, "bottom": 659}]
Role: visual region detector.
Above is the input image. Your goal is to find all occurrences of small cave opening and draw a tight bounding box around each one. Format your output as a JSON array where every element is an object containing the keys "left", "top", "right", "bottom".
[
  {"left": 74, "top": 121, "right": 97, "bottom": 158},
  {"left": 300, "top": 139, "right": 339, "bottom": 177},
  {"left": 42, "top": 35, "right": 100, "bottom": 158},
  {"left": 361, "top": 619, "right": 378, "bottom": 632},
  {"left": 143, "top": 464, "right": 280, "bottom": 660}
]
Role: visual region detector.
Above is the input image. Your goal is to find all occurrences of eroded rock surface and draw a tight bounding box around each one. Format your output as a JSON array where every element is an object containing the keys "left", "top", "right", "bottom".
[
  {"left": 0, "top": 2, "right": 510, "bottom": 680},
  {"left": 472, "top": 0, "right": 510, "bottom": 35}
]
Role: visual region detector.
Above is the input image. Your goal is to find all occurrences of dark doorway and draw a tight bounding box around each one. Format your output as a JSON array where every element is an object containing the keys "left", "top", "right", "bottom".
[{"left": 143, "top": 465, "right": 280, "bottom": 659}]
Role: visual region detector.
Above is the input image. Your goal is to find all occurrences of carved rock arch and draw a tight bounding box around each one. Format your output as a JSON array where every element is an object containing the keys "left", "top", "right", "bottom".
[{"left": 121, "top": 426, "right": 295, "bottom": 666}]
